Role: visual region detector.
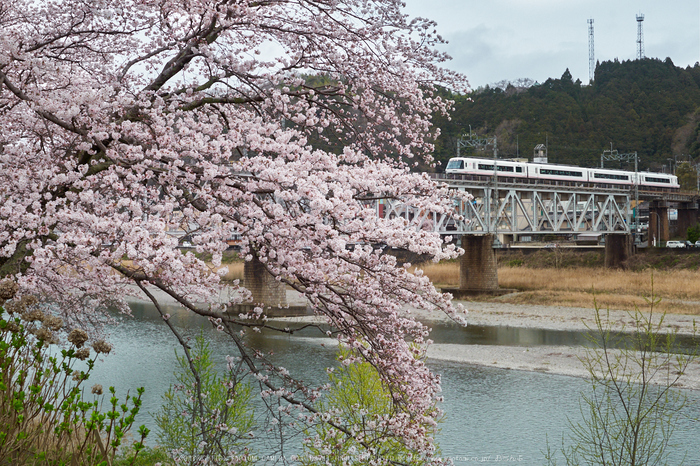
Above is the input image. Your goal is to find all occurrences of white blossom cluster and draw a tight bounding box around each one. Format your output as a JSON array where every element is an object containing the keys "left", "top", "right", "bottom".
[{"left": 0, "top": 0, "right": 468, "bottom": 461}]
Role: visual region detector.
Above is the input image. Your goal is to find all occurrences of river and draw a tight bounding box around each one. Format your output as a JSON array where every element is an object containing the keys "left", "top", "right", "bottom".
[{"left": 84, "top": 301, "right": 700, "bottom": 464}]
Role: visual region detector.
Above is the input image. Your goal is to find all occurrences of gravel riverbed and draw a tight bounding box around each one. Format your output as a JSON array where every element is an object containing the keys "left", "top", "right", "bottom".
[
  {"left": 419, "top": 299, "right": 700, "bottom": 390},
  {"left": 128, "top": 286, "right": 700, "bottom": 390},
  {"left": 281, "top": 289, "right": 700, "bottom": 390}
]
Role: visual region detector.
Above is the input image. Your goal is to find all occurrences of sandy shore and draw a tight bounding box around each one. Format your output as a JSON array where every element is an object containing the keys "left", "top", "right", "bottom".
[
  {"left": 420, "top": 299, "right": 700, "bottom": 391},
  {"left": 282, "top": 290, "right": 700, "bottom": 390},
  {"left": 127, "top": 286, "right": 700, "bottom": 390}
]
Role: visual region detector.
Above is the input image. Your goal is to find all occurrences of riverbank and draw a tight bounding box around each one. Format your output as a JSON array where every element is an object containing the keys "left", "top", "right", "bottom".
[
  {"left": 412, "top": 262, "right": 700, "bottom": 314},
  {"left": 212, "top": 250, "right": 700, "bottom": 313},
  {"left": 125, "top": 285, "right": 700, "bottom": 390},
  {"left": 270, "top": 288, "right": 700, "bottom": 390},
  {"left": 420, "top": 299, "right": 700, "bottom": 391}
]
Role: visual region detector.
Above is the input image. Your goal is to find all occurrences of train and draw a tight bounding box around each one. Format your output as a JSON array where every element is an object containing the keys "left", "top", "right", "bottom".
[{"left": 444, "top": 157, "right": 680, "bottom": 191}]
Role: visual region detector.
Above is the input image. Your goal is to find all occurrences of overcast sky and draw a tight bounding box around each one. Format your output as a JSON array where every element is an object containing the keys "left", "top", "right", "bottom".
[{"left": 403, "top": 0, "right": 700, "bottom": 90}]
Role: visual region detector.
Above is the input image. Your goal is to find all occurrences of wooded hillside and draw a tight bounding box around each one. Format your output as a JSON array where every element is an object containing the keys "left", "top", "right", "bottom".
[{"left": 432, "top": 58, "right": 700, "bottom": 174}]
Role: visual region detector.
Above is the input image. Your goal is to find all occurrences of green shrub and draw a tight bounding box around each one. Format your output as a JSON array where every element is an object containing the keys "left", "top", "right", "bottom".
[
  {"left": 0, "top": 280, "right": 148, "bottom": 465},
  {"left": 547, "top": 282, "right": 697, "bottom": 465},
  {"left": 114, "top": 445, "right": 174, "bottom": 466},
  {"left": 686, "top": 223, "right": 700, "bottom": 243},
  {"left": 300, "top": 346, "right": 441, "bottom": 466},
  {"left": 154, "top": 331, "right": 255, "bottom": 465}
]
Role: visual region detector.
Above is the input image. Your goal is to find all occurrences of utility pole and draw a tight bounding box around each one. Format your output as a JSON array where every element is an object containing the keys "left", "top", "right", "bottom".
[
  {"left": 588, "top": 19, "right": 595, "bottom": 83},
  {"left": 456, "top": 130, "right": 499, "bottom": 245},
  {"left": 602, "top": 148, "right": 639, "bottom": 237}
]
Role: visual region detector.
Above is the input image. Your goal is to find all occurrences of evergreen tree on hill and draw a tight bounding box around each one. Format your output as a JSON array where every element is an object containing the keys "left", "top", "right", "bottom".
[{"left": 432, "top": 59, "right": 700, "bottom": 172}]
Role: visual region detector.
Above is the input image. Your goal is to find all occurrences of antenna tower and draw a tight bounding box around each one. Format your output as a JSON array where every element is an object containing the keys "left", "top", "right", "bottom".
[
  {"left": 588, "top": 19, "right": 595, "bottom": 83},
  {"left": 636, "top": 14, "right": 645, "bottom": 59}
]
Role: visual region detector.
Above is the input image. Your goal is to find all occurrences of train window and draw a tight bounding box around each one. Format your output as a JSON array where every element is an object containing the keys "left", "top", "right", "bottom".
[
  {"left": 540, "top": 168, "right": 583, "bottom": 177},
  {"left": 645, "top": 176, "right": 670, "bottom": 184},
  {"left": 516, "top": 167, "right": 523, "bottom": 173},
  {"left": 478, "top": 164, "right": 514, "bottom": 172},
  {"left": 593, "top": 173, "right": 629, "bottom": 181},
  {"left": 446, "top": 159, "right": 464, "bottom": 170}
]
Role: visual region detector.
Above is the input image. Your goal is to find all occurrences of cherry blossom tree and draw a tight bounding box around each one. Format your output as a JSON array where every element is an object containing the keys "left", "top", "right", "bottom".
[{"left": 0, "top": 0, "right": 467, "bottom": 462}]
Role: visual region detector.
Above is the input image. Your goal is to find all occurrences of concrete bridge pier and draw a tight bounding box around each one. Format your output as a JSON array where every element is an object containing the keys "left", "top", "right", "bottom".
[
  {"left": 648, "top": 201, "right": 669, "bottom": 246},
  {"left": 459, "top": 234, "right": 498, "bottom": 291},
  {"left": 605, "top": 233, "right": 634, "bottom": 269},
  {"left": 677, "top": 201, "right": 699, "bottom": 237},
  {"left": 243, "top": 255, "right": 288, "bottom": 307},
  {"left": 443, "top": 234, "right": 512, "bottom": 298},
  {"left": 236, "top": 255, "right": 308, "bottom": 317}
]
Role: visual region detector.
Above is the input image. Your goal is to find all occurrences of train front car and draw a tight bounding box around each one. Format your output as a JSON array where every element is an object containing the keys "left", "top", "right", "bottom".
[
  {"left": 445, "top": 157, "right": 468, "bottom": 174},
  {"left": 445, "top": 157, "right": 529, "bottom": 183},
  {"left": 637, "top": 173, "right": 680, "bottom": 192}
]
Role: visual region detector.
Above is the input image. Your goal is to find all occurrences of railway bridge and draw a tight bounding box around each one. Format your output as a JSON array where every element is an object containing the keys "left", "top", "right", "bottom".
[
  {"left": 243, "top": 172, "right": 700, "bottom": 308},
  {"left": 378, "top": 174, "right": 700, "bottom": 296}
]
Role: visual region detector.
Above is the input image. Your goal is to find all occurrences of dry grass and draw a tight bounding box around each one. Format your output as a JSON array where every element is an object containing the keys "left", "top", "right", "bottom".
[
  {"left": 217, "top": 262, "right": 244, "bottom": 281},
  {"left": 498, "top": 267, "right": 700, "bottom": 301},
  {"left": 220, "top": 258, "right": 700, "bottom": 315},
  {"left": 498, "top": 289, "right": 700, "bottom": 315},
  {"left": 412, "top": 262, "right": 700, "bottom": 315},
  {"left": 496, "top": 266, "right": 700, "bottom": 314},
  {"left": 412, "top": 262, "right": 460, "bottom": 287}
]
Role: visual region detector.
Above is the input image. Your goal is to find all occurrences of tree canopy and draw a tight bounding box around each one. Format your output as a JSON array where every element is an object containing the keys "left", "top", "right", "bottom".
[
  {"left": 0, "top": 0, "right": 467, "bottom": 462},
  {"left": 432, "top": 58, "right": 700, "bottom": 172}
]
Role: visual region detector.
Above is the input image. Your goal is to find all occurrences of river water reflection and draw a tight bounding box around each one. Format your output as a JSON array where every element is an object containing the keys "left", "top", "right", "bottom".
[{"left": 88, "top": 303, "right": 700, "bottom": 464}]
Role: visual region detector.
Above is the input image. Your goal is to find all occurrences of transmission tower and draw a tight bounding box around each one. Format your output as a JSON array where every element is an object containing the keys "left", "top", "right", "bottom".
[
  {"left": 636, "top": 14, "right": 645, "bottom": 59},
  {"left": 588, "top": 19, "right": 595, "bottom": 83}
]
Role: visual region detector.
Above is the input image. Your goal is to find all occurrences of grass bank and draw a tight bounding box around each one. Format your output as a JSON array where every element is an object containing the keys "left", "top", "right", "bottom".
[
  {"left": 414, "top": 249, "right": 700, "bottom": 315},
  {"left": 496, "top": 267, "right": 700, "bottom": 315},
  {"left": 218, "top": 248, "right": 700, "bottom": 315}
]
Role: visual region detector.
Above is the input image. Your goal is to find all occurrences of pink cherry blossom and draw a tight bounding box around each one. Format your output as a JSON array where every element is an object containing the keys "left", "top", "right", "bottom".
[{"left": 0, "top": 0, "right": 469, "bottom": 461}]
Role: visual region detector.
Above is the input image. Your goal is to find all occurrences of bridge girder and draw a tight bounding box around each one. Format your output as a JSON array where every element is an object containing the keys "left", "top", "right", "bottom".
[{"left": 381, "top": 181, "right": 632, "bottom": 236}]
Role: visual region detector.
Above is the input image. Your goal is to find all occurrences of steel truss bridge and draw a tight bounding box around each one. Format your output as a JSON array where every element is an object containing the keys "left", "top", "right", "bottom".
[{"left": 381, "top": 175, "right": 637, "bottom": 236}]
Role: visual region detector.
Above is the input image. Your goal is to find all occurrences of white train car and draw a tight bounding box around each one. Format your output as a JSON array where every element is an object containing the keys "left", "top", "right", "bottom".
[
  {"left": 445, "top": 157, "right": 528, "bottom": 179},
  {"left": 588, "top": 167, "right": 634, "bottom": 187},
  {"left": 444, "top": 156, "right": 680, "bottom": 191},
  {"left": 526, "top": 163, "right": 588, "bottom": 184},
  {"left": 635, "top": 172, "right": 679, "bottom": 190}
]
